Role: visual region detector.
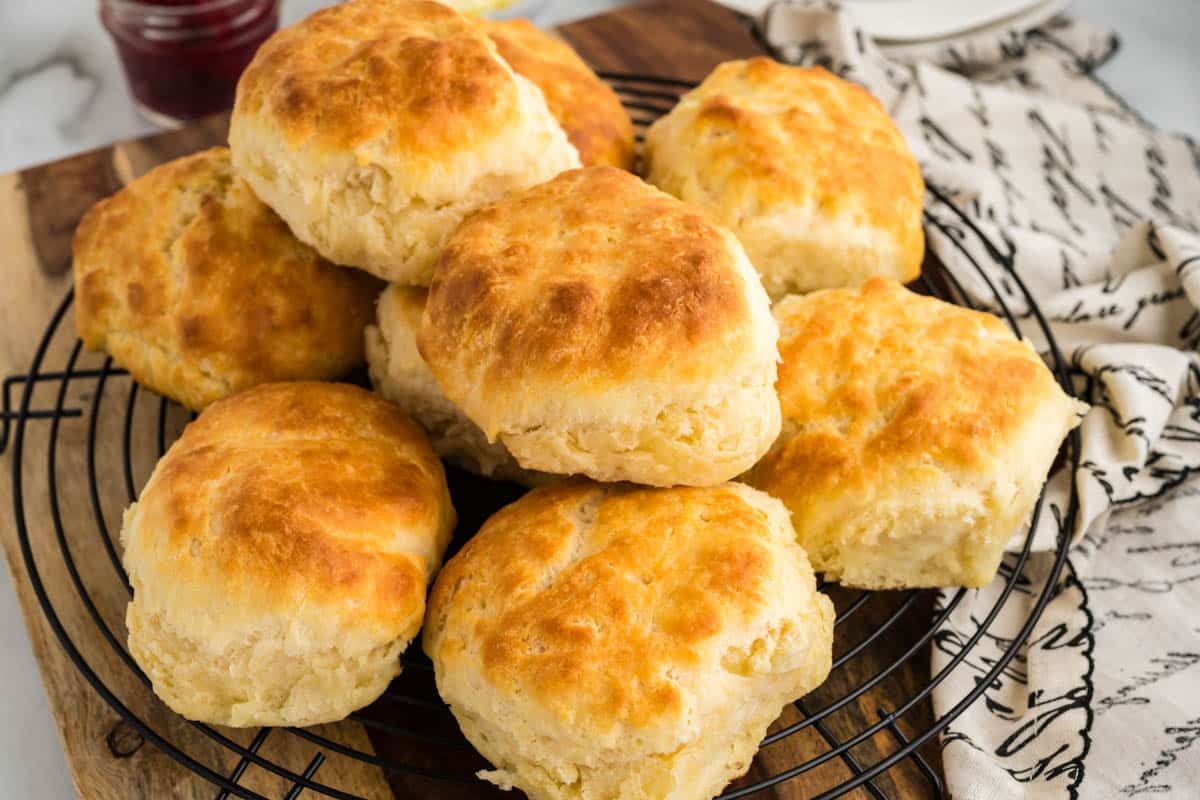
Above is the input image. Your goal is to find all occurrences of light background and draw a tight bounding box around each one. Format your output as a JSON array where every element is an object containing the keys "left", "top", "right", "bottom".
[{"left": 0, "top": 1, "right": 1195, "bottom": 797}]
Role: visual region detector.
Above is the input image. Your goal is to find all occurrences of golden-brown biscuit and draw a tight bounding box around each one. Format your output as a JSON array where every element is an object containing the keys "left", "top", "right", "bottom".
[
  {"left": 73, "top": 147, "right": 379, "bottom": 411},
  {"left": 744, "top": 278, "right": 1087, "bottom": 589},
  {"left": 366, "top": 284, "right": 549, "bottom": 485},
  {"left": 229, "top": 0, "right": 580, "bottom": 284},
  {"left": 484, "top": 19, "right": 634, "bottom": 169},
  {"left": 644, "top": 59, "right": 925, "bottom": 299},
  {"left": 123, "top": 382, "right": 455, "bottom": 727},
  {"left": 424, "top": 480, "right": 834, "bottom": 800},
  {"left": 419, "top": 166, "right": 781, "bottom": 487}
]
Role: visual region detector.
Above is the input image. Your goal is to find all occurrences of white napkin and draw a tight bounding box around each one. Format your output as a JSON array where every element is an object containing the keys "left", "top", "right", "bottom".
[{"left": 758, "top": 3, "right": 1200, "bottom": 798}]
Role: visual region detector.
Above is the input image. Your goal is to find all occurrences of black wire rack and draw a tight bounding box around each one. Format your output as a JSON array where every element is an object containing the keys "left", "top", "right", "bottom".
[{"left": 2, "top": 73, "right": 1080, "bottom": 800}]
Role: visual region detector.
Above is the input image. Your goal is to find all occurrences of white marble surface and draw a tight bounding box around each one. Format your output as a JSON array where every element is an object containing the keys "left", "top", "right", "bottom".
[{"left": 0, "top": 2, "right": 1196, "bottom": 799}]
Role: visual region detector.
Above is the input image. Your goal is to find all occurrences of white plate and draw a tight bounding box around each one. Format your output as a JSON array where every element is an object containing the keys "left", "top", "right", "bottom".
[{"left": 717, "top": 0, "right": 1057, "bottom": 43}]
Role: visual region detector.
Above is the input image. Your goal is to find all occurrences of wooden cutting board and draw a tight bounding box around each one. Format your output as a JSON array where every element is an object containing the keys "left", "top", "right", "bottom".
[{"left": 0, "top": 1, "right": 943, "bottom": 797}]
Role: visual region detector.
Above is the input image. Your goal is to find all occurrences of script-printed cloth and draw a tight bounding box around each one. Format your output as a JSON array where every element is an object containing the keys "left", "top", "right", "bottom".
[{"left": 758, "top": 3, "right": 1200, "bottom": 797}]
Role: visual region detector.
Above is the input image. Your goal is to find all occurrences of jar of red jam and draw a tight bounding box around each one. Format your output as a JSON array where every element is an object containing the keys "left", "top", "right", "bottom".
[{"left": 100, "top": 0, "right": 280, "bottom": 126}]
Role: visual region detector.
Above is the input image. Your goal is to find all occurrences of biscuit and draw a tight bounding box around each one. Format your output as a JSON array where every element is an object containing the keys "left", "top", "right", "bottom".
[
  {"left": 73, "top": 147, "right": 380, "bottom": 411},
  {"left": 424, "top": 480, "right": 834, "bottom": 800},
  {"left": 229, "top": 0, "right": 580, "bottom": 284},
  {"left": 122, "top": 382, "right": 455, "bottom": 727},
  {"left": 366, "top": 284, "right": 548, "bottom": 485},
  {"left": 419, "top": 166, "right": 781, "bottom": 487},
  {"left": 644, "top": 58, "right": 924, "bottom": 299},
  {"left": 744, "top": 278, "right": 1088, "bottom": 589},
  {"left": 485, "top": 19, "right": 634, "bottom": 169}
]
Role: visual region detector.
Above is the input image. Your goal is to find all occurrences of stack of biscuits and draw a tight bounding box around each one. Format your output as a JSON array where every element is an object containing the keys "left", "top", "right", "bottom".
[{"left": 70, "top": 1, "right": 1087, "bottom": 798}]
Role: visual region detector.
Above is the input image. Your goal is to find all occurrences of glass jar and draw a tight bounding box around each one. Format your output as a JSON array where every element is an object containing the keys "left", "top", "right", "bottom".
[{"left": 99, "top": 0, "right": 280, "bottom": 126}]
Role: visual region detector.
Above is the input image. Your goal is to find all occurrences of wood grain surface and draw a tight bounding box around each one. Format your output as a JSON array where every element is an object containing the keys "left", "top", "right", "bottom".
[{"left": 0, "top": 1, "right": 943, "bottom": 798}]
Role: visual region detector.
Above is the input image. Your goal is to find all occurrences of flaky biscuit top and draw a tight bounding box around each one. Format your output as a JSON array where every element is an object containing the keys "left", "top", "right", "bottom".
[{"left": 419, "top": 166, "right": 778, "bottom": 438}]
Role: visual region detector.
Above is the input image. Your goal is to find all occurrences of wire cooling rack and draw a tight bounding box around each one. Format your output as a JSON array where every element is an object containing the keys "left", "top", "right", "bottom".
[{"left": 2, "top": 73, "right": 1080, "bottom": 800}]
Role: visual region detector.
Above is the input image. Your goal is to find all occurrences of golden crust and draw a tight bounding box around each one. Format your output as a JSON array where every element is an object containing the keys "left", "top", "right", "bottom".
[
  {"left": 424, "top": 480, "right": 833, "bottom": 798},
  {"left": 419, "top": 166, "right": 780, "bottom": 485},
  {"left": 422, "top": 167, "right": 755, "bottom": 396},
  {"left": 73, "top": 148, "right": 379, "bottom": 411},
  {"left": 744, "top": 278, "right": 1087, "bottom": 589},
  {"left": 433, "top": 484, "right": 784, "bottom": 730},
  {"left": 644, "top": 59, "right": 925, "bottom": 298},
  {"left": 123, "top": 382, "right": 455, "bottom": 726},
  {"left": 484, "top": 19, "right": 634, "bottom": 169},
  {"left": 236, "top": 0, "right": 515, "bottom": 162},
  {"left": 135, "top": 382, "right": 451, "bottom": 629},
  {"left": 229, "top": 0, "right": 579, "bottom": 283}
]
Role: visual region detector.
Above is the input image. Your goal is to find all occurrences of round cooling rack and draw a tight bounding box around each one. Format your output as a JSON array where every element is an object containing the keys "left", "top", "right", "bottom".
[{"left": 4, "top": 73, "right": 1081, "bottom": 800}]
